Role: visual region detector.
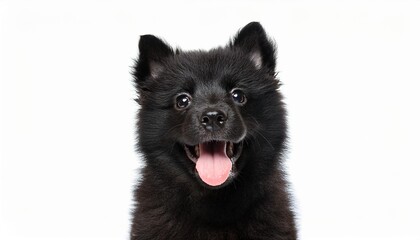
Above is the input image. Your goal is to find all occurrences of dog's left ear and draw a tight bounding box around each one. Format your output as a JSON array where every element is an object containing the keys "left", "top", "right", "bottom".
[{"left": 231, "top": 22, "right": 276, "bottom": 75}]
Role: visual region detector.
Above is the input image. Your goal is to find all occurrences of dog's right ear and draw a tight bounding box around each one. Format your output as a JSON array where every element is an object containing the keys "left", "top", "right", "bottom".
[{"left": 133, "top": 35, "right": 174, "bottom": 90}]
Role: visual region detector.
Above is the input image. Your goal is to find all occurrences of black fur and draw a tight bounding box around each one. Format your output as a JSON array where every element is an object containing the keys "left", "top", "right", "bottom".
[{"left": 131, "top": 22, "right": 297, "bottom": 240}]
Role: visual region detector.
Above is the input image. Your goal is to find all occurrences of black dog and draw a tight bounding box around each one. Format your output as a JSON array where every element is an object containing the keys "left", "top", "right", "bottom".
[{"left": 131, "top": 22, "right": 297, "bottom": 240}]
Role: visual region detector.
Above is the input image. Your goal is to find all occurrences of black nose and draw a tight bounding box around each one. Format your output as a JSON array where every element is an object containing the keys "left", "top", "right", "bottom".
[{"left": 201, "top": 110, "right": 227, "bottom": 132}]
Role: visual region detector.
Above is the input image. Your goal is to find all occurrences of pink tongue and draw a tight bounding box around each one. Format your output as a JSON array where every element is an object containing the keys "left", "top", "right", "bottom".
[{"left": 195, "top": 142, "right": 232, "bottom": 186}]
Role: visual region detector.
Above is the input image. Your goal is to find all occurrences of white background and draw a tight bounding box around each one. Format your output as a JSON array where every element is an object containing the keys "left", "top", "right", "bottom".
[{"left": 1, "top": 0, "right": 420, "bottom": 239}]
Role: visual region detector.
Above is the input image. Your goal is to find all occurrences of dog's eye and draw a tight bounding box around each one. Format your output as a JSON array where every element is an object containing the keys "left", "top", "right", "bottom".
[
  {"left": 231, "top": 89, "right": 246, "bottom": 105},
  {"left": 175, "top": 94, "right": 192, "bottom": 109}
]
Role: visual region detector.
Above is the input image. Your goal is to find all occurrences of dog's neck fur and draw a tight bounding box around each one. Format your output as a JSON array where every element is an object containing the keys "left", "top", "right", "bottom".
[{"left": 131, "top": 164, "right": 296, "bottom": 240}]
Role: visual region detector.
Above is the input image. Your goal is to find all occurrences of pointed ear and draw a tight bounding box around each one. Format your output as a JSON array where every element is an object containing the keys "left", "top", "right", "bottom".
[
  {"left": 134, "top": 35, "right": 174, "bottom": 86},
  {"left": 231, "top": 22, "right": 276, "bottom": 75}
]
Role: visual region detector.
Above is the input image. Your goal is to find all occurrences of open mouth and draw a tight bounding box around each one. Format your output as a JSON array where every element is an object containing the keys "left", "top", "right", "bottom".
[{"left": 184, "top": 141, "right": 243, "bottom": 187}]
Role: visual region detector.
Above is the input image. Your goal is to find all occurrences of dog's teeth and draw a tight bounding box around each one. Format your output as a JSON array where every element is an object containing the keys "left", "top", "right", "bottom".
[
  {"left": 195, "top": 145, "right": 199, "bottom": 157},
  {"left": 227, "top": 142, "right": 234, "bottom": 157}
]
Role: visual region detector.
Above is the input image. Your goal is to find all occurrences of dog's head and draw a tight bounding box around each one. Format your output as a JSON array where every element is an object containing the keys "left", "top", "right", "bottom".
[{"left": 133, "top": 22, "right": 286, "bottom": 189}]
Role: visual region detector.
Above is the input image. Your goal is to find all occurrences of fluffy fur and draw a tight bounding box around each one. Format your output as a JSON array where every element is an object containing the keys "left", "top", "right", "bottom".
[{"left": 131, "top": 22, "right": 297, "bottom": 240}]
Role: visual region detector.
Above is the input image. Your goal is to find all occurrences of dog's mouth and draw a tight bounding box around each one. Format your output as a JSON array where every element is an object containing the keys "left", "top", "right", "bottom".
[{"left": 184, "top": 141, "right": 243, "bottom": 187}]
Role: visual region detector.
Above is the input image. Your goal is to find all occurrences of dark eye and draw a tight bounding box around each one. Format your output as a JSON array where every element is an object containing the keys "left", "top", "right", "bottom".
[
  {"left": 175, "top": 93, "right": 192, "bottom": 109},
  {"left": 231, "top": 89, "right": 246, "bottom": 105}
]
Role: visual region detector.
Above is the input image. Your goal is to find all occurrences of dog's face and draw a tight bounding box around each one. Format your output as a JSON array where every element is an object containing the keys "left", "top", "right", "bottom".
[{"left": 134, "top": 22, "right": 286, "bottom": 189}]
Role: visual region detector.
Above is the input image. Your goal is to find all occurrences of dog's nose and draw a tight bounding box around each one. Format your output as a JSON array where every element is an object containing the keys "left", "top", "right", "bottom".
[{"left": 201, "top": 110, "right": 227, "bottom": 132}]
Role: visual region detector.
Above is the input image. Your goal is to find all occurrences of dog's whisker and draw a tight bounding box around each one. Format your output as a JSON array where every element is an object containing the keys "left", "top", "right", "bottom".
[
  {"left": 164, "top": 123, "right": 184, "bottom": 136},
  {"left": 247, "top": 115, "right": 275, "bottom": 151}
]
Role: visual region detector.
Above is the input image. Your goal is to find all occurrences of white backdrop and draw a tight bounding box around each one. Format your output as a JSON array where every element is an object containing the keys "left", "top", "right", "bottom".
[{"left": 1, "top": 0, "right": 420, "bottom": 239}]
